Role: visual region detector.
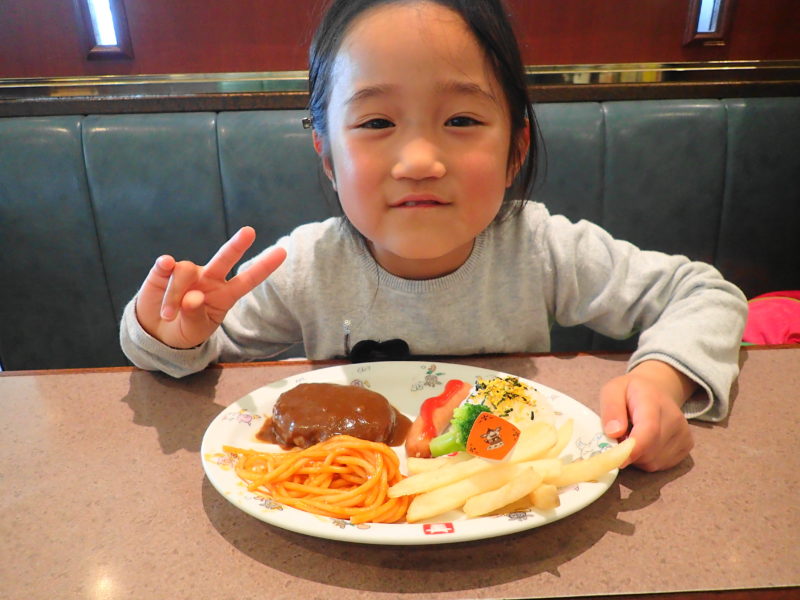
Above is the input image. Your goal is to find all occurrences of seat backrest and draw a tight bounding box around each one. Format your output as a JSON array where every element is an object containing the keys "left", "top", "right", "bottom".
[{"left": 1, "top": 98, "right": 797, "bottom": 369}]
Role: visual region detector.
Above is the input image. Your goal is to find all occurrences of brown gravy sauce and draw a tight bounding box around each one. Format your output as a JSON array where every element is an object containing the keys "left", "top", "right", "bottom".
[{"left": 256, "top": 382, "right": 412, "bottom": 449}]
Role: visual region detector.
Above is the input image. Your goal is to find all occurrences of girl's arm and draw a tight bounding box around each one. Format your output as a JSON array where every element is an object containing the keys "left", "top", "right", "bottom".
[
  {"left": 537, "top": 208, "right": 746, "bottom": 470},
  {"left": 542, "top": 211, "right": 747, "bottom": 423}
]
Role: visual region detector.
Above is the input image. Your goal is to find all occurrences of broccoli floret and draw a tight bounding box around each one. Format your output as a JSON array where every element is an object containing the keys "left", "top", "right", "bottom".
[{"left": 429, "top": 403, "right": 492, "bottom": 457}]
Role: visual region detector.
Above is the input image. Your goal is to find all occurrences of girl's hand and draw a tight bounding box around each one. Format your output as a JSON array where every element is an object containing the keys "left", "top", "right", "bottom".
[
  {"left": 134, "top": 227, "right": 287, "bottom": 349},
  {"left": 600, "top": 360, "right": 696, "bottom": 472}
]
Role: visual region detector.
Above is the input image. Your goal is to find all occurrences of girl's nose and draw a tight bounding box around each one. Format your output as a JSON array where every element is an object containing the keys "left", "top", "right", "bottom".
[{"left": 391, "top": 137, "right": 446, "bottom": 180}]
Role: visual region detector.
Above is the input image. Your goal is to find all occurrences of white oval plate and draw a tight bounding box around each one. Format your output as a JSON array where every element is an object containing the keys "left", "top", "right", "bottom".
[{"left": 201, "top": 361, "right": 619, "bottom": 545}]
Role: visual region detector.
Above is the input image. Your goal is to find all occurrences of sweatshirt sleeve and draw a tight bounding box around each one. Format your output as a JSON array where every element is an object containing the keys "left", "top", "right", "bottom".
[
  {"left": 119, "top": 297, "right": 220, "bottom": 378},
  {"left": 541, "top": 213, "right": 748, "bottom": 422}
]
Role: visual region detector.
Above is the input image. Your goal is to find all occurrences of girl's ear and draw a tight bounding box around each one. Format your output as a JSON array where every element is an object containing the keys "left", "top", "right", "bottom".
[
  {"left": 312, "top": 130, "right": 337, "bottom": 191},
  {"left": 506, "top": 121, "right": 531, "bottom": 187}
]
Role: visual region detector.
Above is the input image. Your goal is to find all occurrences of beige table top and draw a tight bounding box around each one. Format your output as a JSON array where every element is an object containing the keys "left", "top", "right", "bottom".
[{"left": 1, "top": 347, "right": 798, "bottom": 600}]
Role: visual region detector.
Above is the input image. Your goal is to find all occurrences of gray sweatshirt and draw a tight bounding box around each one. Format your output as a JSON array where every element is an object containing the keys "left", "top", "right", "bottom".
[{"left": 120, "top": 202, "right": 747, "bottom": 421}]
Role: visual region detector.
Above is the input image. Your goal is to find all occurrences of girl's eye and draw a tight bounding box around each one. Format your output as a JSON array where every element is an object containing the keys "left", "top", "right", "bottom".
[
  {"left": 359, "top": 118, "right": 394, "bottom": 129},
  {"left": 446, "top": 116, "right": 481, "bottom": 127}
]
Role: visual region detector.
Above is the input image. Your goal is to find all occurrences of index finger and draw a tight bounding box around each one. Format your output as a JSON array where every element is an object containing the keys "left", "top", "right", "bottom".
[
  {"left": 203, "top": 226, "right": 257, "bottom": 281},
  {"left": 624, "top": 397, "right": 660, "bottom": 468},
  {"left": 599, "top": 376, "right": 631, "bottom": 439},
  {"left": 227, "top": 246, "right": 287, "bottom": 298}
]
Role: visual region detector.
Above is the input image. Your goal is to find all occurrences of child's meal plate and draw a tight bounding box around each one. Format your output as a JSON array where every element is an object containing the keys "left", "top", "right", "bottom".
[{"left": 201, "top": 361, "right": 620, "bottom": 545}]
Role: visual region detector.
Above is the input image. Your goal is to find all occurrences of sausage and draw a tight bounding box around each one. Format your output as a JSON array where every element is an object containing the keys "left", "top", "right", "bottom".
[{"left": 404, "top": 379, "right": 472, "bottom": 458}]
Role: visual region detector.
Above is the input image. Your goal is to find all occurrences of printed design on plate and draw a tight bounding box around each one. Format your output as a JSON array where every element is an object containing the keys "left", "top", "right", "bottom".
[
  {"left": 544, "top": 391, "right": 565, "bottom": 417},
  {"left": 575, "top": 432, "right": 612, "bottom": 459},
  {"left": 422, "top": 522, "right": 455, "bottom": 535},
  {"left": 506, "top": 510, "right": 533, "bottom": 522},
  {"left": 348, "top": 364, "right": 373, "bottom": 388},
  {"left": 331, "top": 518, "right": 371, "bottom": 530},
  {"left": 204, "top": 452, "right": 236, "bottom": 471},
  {"left": 252, "top": 495, "right": 284, "bottom": 512},
  {"left": 410, "top": 363, "right": 447, "bottom": 391},
  {"left": 221, "top": 408, "right": 263, "bottom": 427}
]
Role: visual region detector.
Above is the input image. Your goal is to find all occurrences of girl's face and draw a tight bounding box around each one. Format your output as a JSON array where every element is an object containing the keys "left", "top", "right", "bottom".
[{"left": 316, "top": 2, "right": 521, "bottom": 279}]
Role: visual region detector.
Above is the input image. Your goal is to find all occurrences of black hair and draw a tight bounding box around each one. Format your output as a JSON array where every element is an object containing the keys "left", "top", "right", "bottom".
[{"left": 308, "top": 0, "right": 539, "bottom": 220}]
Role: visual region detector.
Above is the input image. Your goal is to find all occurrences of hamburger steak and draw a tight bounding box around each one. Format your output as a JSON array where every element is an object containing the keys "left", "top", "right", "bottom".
[{"left": 257, "top": 382, "right": 411, "bottom": 448}]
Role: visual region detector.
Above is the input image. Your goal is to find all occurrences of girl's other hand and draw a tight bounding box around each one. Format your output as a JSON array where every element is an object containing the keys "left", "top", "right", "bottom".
[
  {"left": 600, "top": 360, "right": 696, "bottom": 472},
  {"left": 134, "top": 227, "right": 287, "bottom": 349}
]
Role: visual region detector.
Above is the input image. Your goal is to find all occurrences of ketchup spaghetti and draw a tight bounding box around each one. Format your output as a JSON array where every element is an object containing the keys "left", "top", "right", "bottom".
[{"left": 224, "top": 435, "right": 410, "bottom": 524}]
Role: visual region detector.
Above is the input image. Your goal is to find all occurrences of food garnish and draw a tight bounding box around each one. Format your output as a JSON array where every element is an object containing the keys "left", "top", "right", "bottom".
[
  {"left": 428, "top": 403, "right": 493, "bottom": 457},
  {"left": 471, "top": 375, "right": 547, "bottom": 426}
]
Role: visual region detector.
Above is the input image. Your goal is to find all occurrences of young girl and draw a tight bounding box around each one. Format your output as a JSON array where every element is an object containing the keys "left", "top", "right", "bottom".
[{"left": 120, "top": 0, "right": 747, "bottom": 472}]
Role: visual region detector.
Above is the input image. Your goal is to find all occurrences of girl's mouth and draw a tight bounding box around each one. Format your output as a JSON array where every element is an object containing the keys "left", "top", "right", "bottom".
[
  {"left": 400, "top": 200, "right": 441, "bottom": 207},
  {"left": 392, "top": 195, "right": 447, "bottom": 208}
]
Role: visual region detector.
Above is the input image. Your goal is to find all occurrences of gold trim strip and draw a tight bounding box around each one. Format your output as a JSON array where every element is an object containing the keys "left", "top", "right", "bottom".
[
  {"left": 1, "top": 60, "right": 798, "bottom": 99},
  {"left": 524, "top": 60, "right": 800, "bottom": 85}
]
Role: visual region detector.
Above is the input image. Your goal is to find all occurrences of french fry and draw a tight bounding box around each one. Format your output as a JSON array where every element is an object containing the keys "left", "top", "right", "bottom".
[
  {"left": 471, "top": 460, "right": 561, "bottom": 516},
  {"left": 544, "top": 419, "right": 573, "bottom": 459},
  {"left": 463, "top": 467, "right": 543, "bottom": 518},
  {"left": 523, "top": 458, "right": 563, "bottom": 481},
  {"left": 390, "top": 454, "right": 494, "bottom": 498},
  {"left": 507, "top": 421, "right": 558, "bottom": 463},
  {"left": 549, "top": 437, "right": 635, "bottom": 488},
  {"left": 406, "top": 452, "right": 471, "bottom": 475},
  {"left": 396, "top": 416, "right": 631, "bottom": 522},
  {"left": 389, "top": 421, "right": 557, "bottom": 498},
  {"left": 406, "top": 463, "right": 526, "bottom": 523},
  {"left": 531, "top": 483, "right": 560, "bottom": 510}
]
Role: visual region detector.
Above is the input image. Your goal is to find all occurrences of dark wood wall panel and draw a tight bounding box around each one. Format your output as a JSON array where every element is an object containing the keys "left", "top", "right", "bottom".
[
  {"left": 1, "top": 0, "right": 799, "bottom": 79},
  {"left": 513, "top": 0, "right": 800, "bottom": 64},
  {"left": 0, "top": 0, "right": 320, "bottom": 78},
  {"left": 1, "top": 0, "right": 89, "bottom": 78},
  {"left": 121, "top": 0, "right": 319, "bottom": 73}
]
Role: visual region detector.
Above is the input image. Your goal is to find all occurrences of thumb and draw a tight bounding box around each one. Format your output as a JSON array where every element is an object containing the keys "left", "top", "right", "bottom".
[{"left": 600, "top": 376, "right": 631, "bottom": 439}]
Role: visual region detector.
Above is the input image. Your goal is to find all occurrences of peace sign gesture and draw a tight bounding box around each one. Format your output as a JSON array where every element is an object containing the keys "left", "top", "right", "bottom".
[{"left": 135, "top": 227, "right": 287, "bottom": 349}]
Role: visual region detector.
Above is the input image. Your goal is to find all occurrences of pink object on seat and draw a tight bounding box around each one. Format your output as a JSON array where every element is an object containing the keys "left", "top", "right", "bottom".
[{"left": 742, "top": 291, "right": 800, "bottom": 345}]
